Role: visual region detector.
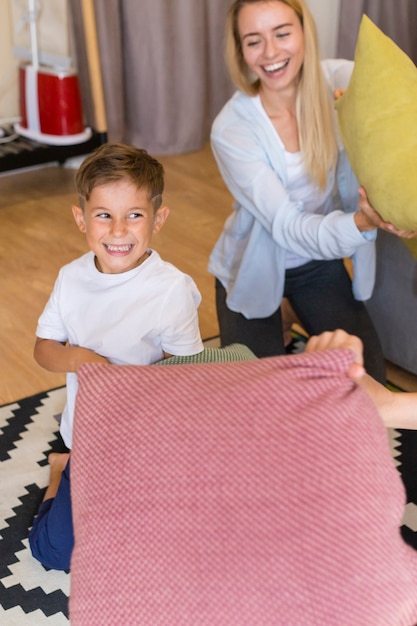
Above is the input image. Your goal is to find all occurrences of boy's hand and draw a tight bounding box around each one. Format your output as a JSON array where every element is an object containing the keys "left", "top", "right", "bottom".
[
  {"left": 305, "top": 329, "right": 365, "bottom": 381},
  {"left": 34, "top": 337, "right": 110, "bottom": 374},
  {"left": 70, "top": 346, "right": 110, "bottom": 373}
]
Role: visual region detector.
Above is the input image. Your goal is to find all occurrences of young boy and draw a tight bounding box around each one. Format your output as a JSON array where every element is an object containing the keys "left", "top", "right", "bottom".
[{"left": 29, "top": 142, "right": 204, "bottom": 571}]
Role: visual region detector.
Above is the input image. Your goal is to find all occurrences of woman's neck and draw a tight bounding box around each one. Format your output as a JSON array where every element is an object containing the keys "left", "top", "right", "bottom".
[
  {"left": 259, "top": 82, "right": 297, "bottom": 117},
  {"left": 260, "top": 87, "right": 300, "bottom": 153}
]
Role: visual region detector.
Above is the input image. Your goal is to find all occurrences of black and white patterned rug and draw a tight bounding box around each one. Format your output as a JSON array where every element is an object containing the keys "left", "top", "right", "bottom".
[
  {"left": 1, "top": 344, "right": 417, "bottom": 623},
  {"left": 0, "top": 387, "right": 69, "bottom": 625}
]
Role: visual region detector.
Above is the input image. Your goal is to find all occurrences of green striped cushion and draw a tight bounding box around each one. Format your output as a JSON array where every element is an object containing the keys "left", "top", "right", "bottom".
[{"left": 155, "top": 343, "right": 256, "bottom": 366}]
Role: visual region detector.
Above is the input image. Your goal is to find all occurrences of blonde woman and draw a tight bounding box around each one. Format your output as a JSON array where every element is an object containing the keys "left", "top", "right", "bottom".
[{"left": 209, "top": 0, "right": 414, "bottom": 383}]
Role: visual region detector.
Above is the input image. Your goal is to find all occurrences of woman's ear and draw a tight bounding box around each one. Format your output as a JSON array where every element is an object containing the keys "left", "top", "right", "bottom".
[
  {"left": 153, "top": 205, "right": 170, "bottom": 233},
  {"left": 72, "top": 205, "right": 86, "bottom": 233}
]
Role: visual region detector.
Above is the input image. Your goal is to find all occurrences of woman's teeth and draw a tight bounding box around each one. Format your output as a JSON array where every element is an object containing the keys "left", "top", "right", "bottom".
[{"left": 264, "top": 60, "right": 288, "bottom": 73}]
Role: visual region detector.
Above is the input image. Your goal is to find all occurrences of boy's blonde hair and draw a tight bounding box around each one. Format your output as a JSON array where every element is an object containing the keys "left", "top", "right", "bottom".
[
  {"left": 75, "top": 142, "right": 164, "bottom": 210},
  {"left": 226, "top": 0, "right": 337, "bottom": 189}
]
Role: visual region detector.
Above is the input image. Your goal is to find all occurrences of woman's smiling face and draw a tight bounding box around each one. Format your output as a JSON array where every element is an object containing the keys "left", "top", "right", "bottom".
[{"left": 238, "top": 1, "right": 304, "bottom": 95}]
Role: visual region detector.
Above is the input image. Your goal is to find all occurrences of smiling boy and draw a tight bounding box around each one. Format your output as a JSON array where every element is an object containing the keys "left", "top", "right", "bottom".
[
  {"left": 34, "top": 142, "right": 203, "bottom": 449},
  {"left": 29, "top": 142, "right": 203, "bottom": 570}
]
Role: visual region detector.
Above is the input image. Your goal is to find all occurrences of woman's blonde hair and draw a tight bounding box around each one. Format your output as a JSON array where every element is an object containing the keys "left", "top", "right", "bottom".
[{"left": 225, "top": 0, "right": 337, "bottom": 189}]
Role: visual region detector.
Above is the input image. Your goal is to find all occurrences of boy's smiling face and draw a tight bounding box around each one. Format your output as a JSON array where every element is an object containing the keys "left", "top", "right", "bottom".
[{"left": 72, "top": 180, "right": 169, "bottom": 274}]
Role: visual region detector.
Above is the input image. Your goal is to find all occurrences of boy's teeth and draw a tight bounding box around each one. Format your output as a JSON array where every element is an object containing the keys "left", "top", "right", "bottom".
[{"left": 107, "top": 244, "right": 131, "bottom": 252}]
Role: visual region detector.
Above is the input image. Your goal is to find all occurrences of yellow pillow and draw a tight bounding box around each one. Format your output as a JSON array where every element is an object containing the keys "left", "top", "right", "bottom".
[{"left": 336, "top": 15, "right": 417, "bottom": 233}]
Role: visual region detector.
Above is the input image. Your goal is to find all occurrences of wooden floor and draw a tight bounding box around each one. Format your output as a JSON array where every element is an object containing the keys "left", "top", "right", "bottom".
[{"left": 1, "top": 143, "right": 416, "bottom": 405}]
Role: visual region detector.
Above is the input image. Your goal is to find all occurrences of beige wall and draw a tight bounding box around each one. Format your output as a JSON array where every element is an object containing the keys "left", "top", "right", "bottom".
[
  {"left": 0, "top": 0, "right": 69, "bottom": 120},
  {"left": 0, "top": 1, "right": 18, "bottom": 119},
  {"left": 308, "top": 0, "right": 341, "bottom": 59}
]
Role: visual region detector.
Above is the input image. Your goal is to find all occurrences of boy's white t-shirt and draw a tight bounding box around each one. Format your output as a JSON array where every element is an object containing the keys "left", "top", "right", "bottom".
[{"left": 36, "top": 249, "right": 204, "bottom": 448}]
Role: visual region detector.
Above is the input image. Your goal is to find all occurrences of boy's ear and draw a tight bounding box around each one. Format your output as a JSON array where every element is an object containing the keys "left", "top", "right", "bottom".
[
  {"left": 72, "top": 205, "right": 86, "bottom": 233},
  {"left": 153, "top": 205, "right": 170, "bottom": 233}
]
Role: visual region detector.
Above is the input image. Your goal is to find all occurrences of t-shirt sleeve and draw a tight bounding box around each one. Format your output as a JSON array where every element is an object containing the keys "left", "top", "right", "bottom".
[
  {"left": 36, "top": 273, "right": 68, "bottom": 342},
  {"left": 159, "top": 274, "right": 204, "bottom": 356}
]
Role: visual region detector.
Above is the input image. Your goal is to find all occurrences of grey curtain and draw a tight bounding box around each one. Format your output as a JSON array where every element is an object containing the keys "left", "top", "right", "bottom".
[
  {"left": 337, "top": 0, "right": 417, "bottom": 63},
  {"left": 69, "top": 0, "right": 234, "bottom": 155}
]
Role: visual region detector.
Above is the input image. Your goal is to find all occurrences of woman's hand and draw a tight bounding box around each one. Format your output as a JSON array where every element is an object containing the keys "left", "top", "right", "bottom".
[
  {"left": 306, "top": 329, "right": 417, "bottom": 429},
  {"left": 334, "top": 90, "right": 417, "bottom": 238},
  {"left": 354, "top": 187, "right": 417, "bottom": 238},
  {"left": 306, "top": 329, "right": 365, "bottom": 382},
  {"left": 334, "top": 90, "right": 416, "bottom": 238}
]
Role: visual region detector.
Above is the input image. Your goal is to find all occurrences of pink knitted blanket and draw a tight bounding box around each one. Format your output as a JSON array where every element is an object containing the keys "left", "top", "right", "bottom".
[{"left": 70, "top": 349, "right": 417, "bottom": 625}]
